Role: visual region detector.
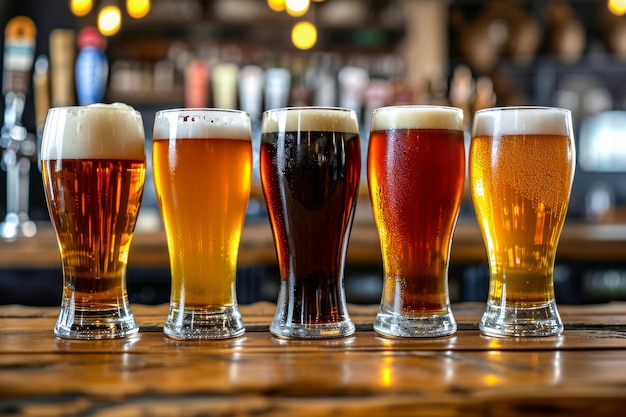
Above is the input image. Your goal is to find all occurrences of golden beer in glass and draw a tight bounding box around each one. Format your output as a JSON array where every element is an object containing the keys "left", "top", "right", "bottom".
[
  {"left": 469, "top": 107, "right": 575, "bottom": 337},
  {"left": 369, "top": 106, "right": 465, "bottom": 337},
  {"left": 41, "top": 104, "right": 146, "bottom": 339},
  {"left": 152, "top": 108, "right": 252, "bottom": 339}
]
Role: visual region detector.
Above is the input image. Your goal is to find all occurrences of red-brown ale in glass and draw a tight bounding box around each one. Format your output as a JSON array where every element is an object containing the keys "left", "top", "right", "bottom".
[
  {"left": 260, "top": 107, "right": 361, "bottom": 339},
  {"left": 41, "top": 103, "right": 146, "bottom": 340},
  {"left": 368, "top": 106, "right": 464, "bottom": 337}
]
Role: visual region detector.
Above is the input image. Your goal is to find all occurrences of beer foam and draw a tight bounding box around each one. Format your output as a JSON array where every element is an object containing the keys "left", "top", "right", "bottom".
[
  {"left": 262, "top": 107, "right": 359, "bottom": 134},
  {"left": 41, "top": 103, "right": 145, "bottom": 160},
  {"left": 370, "top": 106, "right": 464, "bottom": 131},
  {"left": 153, "top": 109, "right": 251, "bottom": 141},
  {"left": 472, "top": 107, "right": 572, "bottom": 137}
]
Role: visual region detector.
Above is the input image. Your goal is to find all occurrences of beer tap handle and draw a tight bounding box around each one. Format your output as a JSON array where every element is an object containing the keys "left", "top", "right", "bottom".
[
  {"left": 211, "top": 63, "right": 239, "bottom": 110},
  {"left": 2, "top": 16, "right": 36, "bottom": 98},
  {"left": 238, "top": 65, "right": 263, "bottom": 123},
  {"left": 50, "top": 29, "right": 76, "bottom": 107},
  {"left": 264, "top": 67, "right": 291, "bottom": 111},
  {"left": 75, "top": 27, "right": 108, "bottom": 105},
  {"left": 1, "top": 16, "right": 37, "bottom": 240},
  {"left": 184, "top": 59, "right": 210, "bottom": 108},
  {"left": 238, "top": 65, "right": 264, "bottom": 181},
  {"left": 337, "top": 66, "right": 369, "bottom": 126},
  {"left": 34, "top": 55, "right": 50, "bottom": 171}
]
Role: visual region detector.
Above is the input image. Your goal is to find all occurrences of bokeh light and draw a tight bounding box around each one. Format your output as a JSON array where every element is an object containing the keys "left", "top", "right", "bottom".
[
  {"left": 608, "top": 0, "right": 626, "bottom": 15},
  {"left": 292, "top": 21, "right": 317, "bottom": 50},
  {"left": 268, "top": 0, "right": 286, "bottom": 12},
  {"left": 127, "top": 0, "right": 151, "bottom": 19},
  {"left": 98, "top": 5, "right": 122, "bottom": 36},
  {"left": 286, "top": 0, "right": 309, "bottom": 17},
  {"left": 70, "top": 0, "right": 93, "bottom": 16}
]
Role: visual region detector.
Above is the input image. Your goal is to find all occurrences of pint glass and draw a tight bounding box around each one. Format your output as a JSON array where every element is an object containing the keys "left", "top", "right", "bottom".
[
  {"left": 152, "top": 108, "right": 252, "bottom": 339},
  {"left": 469, "top": 107, "right": 575, "bottom": 337},
  {"left": 260, "top": 107, "right": 361, "bottom": 339},
  {"left": 368, "top": 106, "right": 465, "bottom": 338},
  {"left": 41, "top": 104, "right": 146, "bottom": 339}
]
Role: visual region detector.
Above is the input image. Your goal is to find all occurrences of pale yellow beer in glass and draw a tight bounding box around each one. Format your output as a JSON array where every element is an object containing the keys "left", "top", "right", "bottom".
[
  {"left": 152, "top": 108, "right": 252, "bottom": 339},
  {"left": 469, "top": 106, "right": 575, "bottom": 337},
  {"left": 41, "top": 103, "right": 146, "bottom": 339}
]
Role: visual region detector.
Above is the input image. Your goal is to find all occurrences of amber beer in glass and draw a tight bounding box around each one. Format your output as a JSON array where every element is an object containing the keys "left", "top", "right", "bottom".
[
  {"left": 368, "top": 106, "right": 465, "bottom": 338},
  {"left": 260, "top": 107, "right": 361, "bottom": 339},
  {"left": 152, "top": 108, "right": 252, "bottom": 339},
  {"left": 470, "top": 107, "right": 575, "bottom": 337},
  {"left": 41, "top": 104, "right": 146, "bottom": 339}
]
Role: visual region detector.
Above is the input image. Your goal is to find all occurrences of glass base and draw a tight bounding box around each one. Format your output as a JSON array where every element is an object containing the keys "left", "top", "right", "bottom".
[
  {"left": 479, "top": 301, "right": 563, "bottom": 337},
  {"left": 374, "top": 307, "right": 457, "bottom": 338},
  {"left": 270, "top": 319, "right": 355, "bottom": 339},
  {"left": 164, "top": 305, "right": 245, "bottom": 340},
  {"left": 54, "top": 305, "right": 139, "bottom": 340}
]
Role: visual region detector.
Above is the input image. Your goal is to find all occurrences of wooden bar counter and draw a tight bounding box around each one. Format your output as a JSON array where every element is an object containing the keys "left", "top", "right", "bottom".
[
  {"left": 4, "top": 216, "right": 626, "bottom": 270},
  {"left": 1, "top": 302, "right": 626, "bottom": 416}
]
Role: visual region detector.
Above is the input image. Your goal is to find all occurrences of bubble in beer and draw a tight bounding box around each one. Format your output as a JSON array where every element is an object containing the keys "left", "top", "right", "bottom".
[{"left": 472, "top": 107, "right": 574, "bottom": 211}]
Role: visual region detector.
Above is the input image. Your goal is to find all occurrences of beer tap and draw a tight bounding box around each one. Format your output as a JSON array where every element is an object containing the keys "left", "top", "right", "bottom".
[
  {"left": 238, "top": 65, "right": 264, "bottom": 180},
  {"left": 0, "top": 16, "right": 37, "bottom": 240},
  {"left": 337, "top": 65, "right": 369, "bottom": 178},
  {"left": 33, "top": 55, "right": 50, "bottom": 172},
  {"left": 49, "top": 29, "right": 75, "bottom": 108},
  {"left": 212, "top": 62, "right": 239, "bottom": 110},
  {"left": 337, "top": 65, "right": 369, "bottom": 127},
  {"left": 306, "top": 53, "right": 340, "bottom": 107},
  {"left": 75, "top": 27, "right": 108, "bottom": 105},
  {"left": 264, "top": 67, "right": 291, "bottom": 111}
]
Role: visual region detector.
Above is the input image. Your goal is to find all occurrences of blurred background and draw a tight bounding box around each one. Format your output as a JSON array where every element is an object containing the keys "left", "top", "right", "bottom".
[{"left": 2, "top": 0, "right": 626, "bottom": 307}]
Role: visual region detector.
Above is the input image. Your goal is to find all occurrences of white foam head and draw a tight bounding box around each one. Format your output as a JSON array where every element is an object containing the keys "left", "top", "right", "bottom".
[
  {"left": 41, "top": 103, "right": 145, "bottom": 160},
  {"left": 153, "top": 108, "right": 251, "bottom": 141},
  {"left": 262, "top": 107, "right": 359, "bottom": 134},
  {"left": 472, "top": 107, "right": 572, "bottom": 137},
  {"left": 370, "top": 105, "right": 464, "bottom": 131}
]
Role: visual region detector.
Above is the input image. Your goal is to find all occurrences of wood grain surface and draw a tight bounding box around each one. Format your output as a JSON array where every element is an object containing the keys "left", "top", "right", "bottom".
[{"left": 1, "top": 303, "right": 625, "bottom": 416}]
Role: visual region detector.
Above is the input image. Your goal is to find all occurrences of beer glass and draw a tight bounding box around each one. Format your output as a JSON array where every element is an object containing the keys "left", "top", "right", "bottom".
[
  {"left": 152, "top": 108, "right": 252, "bottom": 340},
  {"left": 368, "top": 106, "right": 465, "bottom": 338},
  {"left": 41, "top": 104, "right": 146, "bottom": 339},
  {"left": 260, "top": 107, "right": 361, "bottom": 339},
  {"left": 469, "top": 107, "right": 575, "bottom": 337}
]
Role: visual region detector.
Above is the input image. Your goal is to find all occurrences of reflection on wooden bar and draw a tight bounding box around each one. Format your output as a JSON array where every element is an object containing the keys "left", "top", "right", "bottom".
[{"left": 1, "top": 303, "right": 626, "bottom": 416}]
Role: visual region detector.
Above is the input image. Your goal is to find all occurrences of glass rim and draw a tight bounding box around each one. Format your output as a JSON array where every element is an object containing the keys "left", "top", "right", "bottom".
[
  {"left": 475, "top": 106, "right": 571, "bottom": 115},
  {"left": 373, "top": 104, "right": 463, "bottom": 114},
  {"left": 155, "top": 107, "right": 250, "bottom": 117},
  {"left": 262, "top": 106, "right": 356, "bottom": 117},
  {"left": 47, "top": 104, "right": 142, "bottom": 116},
  {"left": 472, "top": 105, "right": 573, "bottom": 137},
  {"left": 370, "top": 105, "right": 464, "bottom": 132}
]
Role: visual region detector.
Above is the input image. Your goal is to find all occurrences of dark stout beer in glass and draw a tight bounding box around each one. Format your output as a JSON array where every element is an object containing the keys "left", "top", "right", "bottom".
[{"left": 260, "top": 107, "right": 361, "bottom": 339}]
